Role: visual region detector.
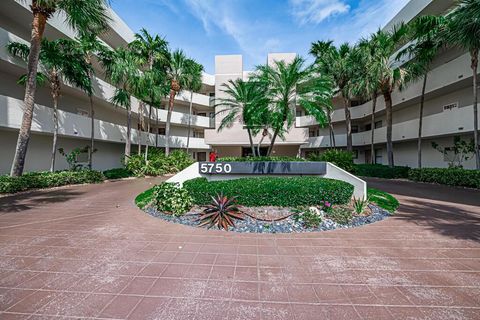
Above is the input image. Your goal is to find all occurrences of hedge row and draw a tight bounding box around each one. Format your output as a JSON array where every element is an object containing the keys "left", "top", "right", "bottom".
[
  {"left": 0, "top": 170, "right": 105, "bottom": 194},
  {"left": 103, "top": 168, "right": 134, "bottom": 179},
  {"left": 183, "top": 176, "right": 354, "bottom": 207},
  {"left": 408, "top": 168, "right": 480, "bottom": 189},
  {"left": 354, "top": 164, "right": 410, "bottom": 179},
  {"left": 218, "top": 156, "right": 305, "bottom": 162}
]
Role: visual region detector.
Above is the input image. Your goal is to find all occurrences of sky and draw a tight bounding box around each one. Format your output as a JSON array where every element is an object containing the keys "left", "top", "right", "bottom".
[{"left": 112, "top": 0, "right": 410, "bottom": 74}]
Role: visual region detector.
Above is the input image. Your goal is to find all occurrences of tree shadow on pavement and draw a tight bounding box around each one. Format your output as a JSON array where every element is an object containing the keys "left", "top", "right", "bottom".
[{"left": 0, "top": 189, "right": 86, "bottom": 213}]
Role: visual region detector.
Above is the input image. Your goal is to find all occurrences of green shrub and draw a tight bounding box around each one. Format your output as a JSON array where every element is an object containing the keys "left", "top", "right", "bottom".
[
  {"left": 152, "top": 183, "right": 193, "bottom": 216},
  {"left": 327, "top": 206, "right": 353, "bottom": 225},
  {"left": 408, "top": 167, "right": 480, "bottom": 189},
  {"left": 218, "top": 156, "right": 305, "bottom": 162},
  {"left": 368, "top": 188, "right": 399, "bottom": 212},
  {"left": 292, "top": 208, "right": 322, "bottom": 228},
  {"left": 308, "top": 149, "right": 354, "bottom": 172},
  {"left": 0, "top": 170, "right": 105, "bottom": 194},
  {"left": 183, "top": 177, "right": 353, "bottom": 207},
  {"left": 126, "top": 149, "right": 194, "bottom": 176},
  {"left": 354, "top": 164, "right": 410, "bottom": 179},
  {"left": 103, "top": 168, "right": 134, "bottom": 179}
]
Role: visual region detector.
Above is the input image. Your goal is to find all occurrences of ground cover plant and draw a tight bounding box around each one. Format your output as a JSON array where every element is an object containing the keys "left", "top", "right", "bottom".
[
  {"left": 103, "top": 168, "right": 134, "bottom": 179},
  {"left": 354, "top": 164, "right": 410, "bottom": 179},
  {"left": 183, "top": 176, "right": 354, "bottom": 207},
  {"left": 0, "top": 170, "right": 105, "bottom": 194},
  {"left": 408, "top": 167, "right": 480, "bottom": 189},
  {"left": 126, "top": 149, "right": 194, "bottom": 176},
  {"left": 368, "top": 188, "right": 399, "bottom": 212}
]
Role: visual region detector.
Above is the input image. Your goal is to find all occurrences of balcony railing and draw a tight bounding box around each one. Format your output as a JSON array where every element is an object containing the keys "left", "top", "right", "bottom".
[{"left": 0, "top": 95, "right": 210, "bottom": 150}]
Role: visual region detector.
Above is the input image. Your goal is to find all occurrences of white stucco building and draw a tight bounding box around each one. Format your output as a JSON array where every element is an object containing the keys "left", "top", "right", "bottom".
[{"left": 0, "top": 0, "right": 478, "bottom": 174}]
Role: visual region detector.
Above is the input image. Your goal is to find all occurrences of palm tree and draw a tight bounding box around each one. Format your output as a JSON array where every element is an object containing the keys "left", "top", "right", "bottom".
[
  {"left": 255, "top": 56, "right": 325, "bottom": 156},
  {"left": 310, "top": 42, "right": 355, "bottom": 151},
  {"left": 443, "top": 0, "right": 480, "bottom": 169},
  {"left": 100, "top": 48, "right": 140, "bottom": 159},
  {"left": 165, "top": 49, "right": 190, "bottom": 155},
  {"left": 10, "top": 0, "right": 110, "bottom": 176},
  {"left": 215, "top": 79, "right": 270, "bottom": 156},
  {"left": 7, "top": 39, "right": 91, "bottom": 172},
  {"left": 367, "top": 26, "right": 410, "bottom": 167},
  {"left": 184, "top": 59, "right": 204, "bottom": 154},
  {"left": 352, "top": 39, "right": 382, "bottom": 164},
  {"left": 77, "top": 33, "right": 107, "bottom": 170},
  {"left": 399, "top": 16, "right": 444, "bottom": 168},
  {"left": 129, "top": 28, "right": 169, "bottom": 160}
]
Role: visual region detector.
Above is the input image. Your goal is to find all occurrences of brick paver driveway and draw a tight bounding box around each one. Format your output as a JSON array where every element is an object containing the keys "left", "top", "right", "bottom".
[{"left": 0, "top": 177, "right": 479, "bottom": 319}]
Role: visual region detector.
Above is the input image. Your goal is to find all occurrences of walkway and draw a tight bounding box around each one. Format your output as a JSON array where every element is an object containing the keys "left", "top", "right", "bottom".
[{"left": 0, "top": 177, "right": 479, "bottom": 319}]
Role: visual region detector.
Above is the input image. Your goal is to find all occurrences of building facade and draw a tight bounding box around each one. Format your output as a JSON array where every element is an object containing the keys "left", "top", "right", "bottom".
[
  {"left": 0, "top": 0, "right": 215, "bottom": 174},
  {"left": 1, "top": 0, "right": 479, "bottom": 174},
  {"left": 205, "top": 0, "right": 479, "bottom": 169}
]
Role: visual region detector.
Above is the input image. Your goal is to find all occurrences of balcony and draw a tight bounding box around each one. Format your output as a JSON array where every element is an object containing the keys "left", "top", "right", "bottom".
[
  {"left": 302, "top": 104, "right": 478, "bottom": 148},
  {"left": 296, "top": 52, "right": 475, "bottom": 127},
  {"left": 0, "top": 95, "right": 210, "bottom": 150}
]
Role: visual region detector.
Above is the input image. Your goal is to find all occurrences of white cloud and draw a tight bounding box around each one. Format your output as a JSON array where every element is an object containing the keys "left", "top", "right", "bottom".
[{"left": 289, "top": 0, "right": 350, "bottom": 25}]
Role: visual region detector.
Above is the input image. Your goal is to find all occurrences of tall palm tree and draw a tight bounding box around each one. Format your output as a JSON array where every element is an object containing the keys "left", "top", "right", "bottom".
[
  {"left": 77, "top": 33, "right": 107, "bottom": 170},
  {"left": 7, "top": 39, "right": 91, "bottom": 172},
  {"left": 255, "top": 56, "right": 325, "bottom": 156},
  {"left": 10, "top": 0, "right": 110, "bottom": 176},
  {"left": 184, "top": 59, "right": 204, "bottom": 154},
  {"left": 352, "top": 39, "right": 382, "bottom": 164},
  {"left": 443, "top": 0, "right": 480, "bottom": 169},
  {"left": 165, "top": 49, "right": 190, "bottom": 155},
  {"left": 215, "top": 79, "right": 270, "bottom": 156},
  {"left": 399, "top": 16, "right": 444, "bottom": 168},
  {"left": 100, "top": 48, "right": 140, "bottom": 159},
  {"left": 129, "top": 28, "right": 169, "bottom": 160},
  {"left": 367, "top": 26, "right": 410, "bottom": 167},
  {"left": 310, "top": 42, "right": 355, "bottom": 151}
]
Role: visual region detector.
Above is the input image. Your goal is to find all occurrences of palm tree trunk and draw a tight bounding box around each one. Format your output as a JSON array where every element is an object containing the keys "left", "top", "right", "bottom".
[
  {"left": 186, "top": 91, "right": 193, "bottom": 154},
  {"left": 417, "top": 73, "right": 428, "bottom": 169},
  {"left": 125, "top": 105, "right": 132, "bottom": 160},
  {"left": 258, "top": 129, "right": 267, "bottom": 156},
  {"left": 88, "top": 94, "right": 95, "bottom": 169},
  {"left": 328, "top": 110, "right": 335, "bottom": 148},
  {"left": 155, "top": 107, "right": 159, "bottom": 148},
  {"left": 145, "top": 104, "right": 152, "bottom": 162},
  {"left": 384, "top": 90, "right": 394, "bottom": 167},
  {"left": 246, "top": 128, "right": 256, "bottom": 156},
  {"left": 10, "top": 10, "right": 48, "bottom": 176},
  {"left": 344, "top": 97, "right": 353, "bottom": 151},
  {"left": 165, "top": 89, "right": 176, "bottom": 155},
  {"left": 50, "top": 84, "right": 60, "bottom": 173},
  {"left": 370, "top": 94, "right": 377, "bottom": 164},
  {"left": 266, "top": 130, "right": 279, "bottom": 156},
  {"left": 471, "top": 51, "right": 479, "bottom": 170},
  {"left": 137, "top": 103, "right": 143, "bottom": 155}
]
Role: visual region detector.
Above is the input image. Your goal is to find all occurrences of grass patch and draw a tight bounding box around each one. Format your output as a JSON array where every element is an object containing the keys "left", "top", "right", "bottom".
[
  {"left": 368, "top": 188, "right": 399, "bottom": 213},
  {"left": 135, "top": 188, "right": 155, "bottom": 209}
]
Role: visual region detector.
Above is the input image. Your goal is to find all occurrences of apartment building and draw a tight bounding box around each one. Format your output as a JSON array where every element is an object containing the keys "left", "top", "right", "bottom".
[
  {"left": 0, "top": 0, "right": 215, "bottom": 174},
  {"left": 1, "top": 0, "right": 478, "bottom": 174},
  {"left": 206, "top": 0, "right": 479, "bottom": 169}
]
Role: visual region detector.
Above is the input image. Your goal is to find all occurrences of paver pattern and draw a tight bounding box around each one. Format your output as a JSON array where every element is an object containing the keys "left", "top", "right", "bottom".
[{"left": 0, "top": 177, "right": 479, "bottom": 319}]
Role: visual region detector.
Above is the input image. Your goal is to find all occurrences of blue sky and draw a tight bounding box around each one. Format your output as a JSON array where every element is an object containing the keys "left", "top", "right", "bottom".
[{"left": 112, "top": 0, "right": 410, "bottom": 74}]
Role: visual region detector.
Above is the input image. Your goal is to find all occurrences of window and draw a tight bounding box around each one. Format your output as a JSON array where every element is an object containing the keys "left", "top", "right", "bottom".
[
  {"left": 365, "top": 123, "right": 372, "bottom": 131},
  {"left": 351, "top": 125, "right": 359, "bottom": 133},
  {"left": 296, "top": 110, "right": 303, "bottom": 117},
  {"left": 375, "top": 149, "right": 383, "bottom": 164},
  {"left": 193, "top": 130, "right": 204, "bottom": 138},
  {"left": 76, "top": 152, "right": 89, "bottom": 163},
  {"left": 197, "top": 112, "right": 207, "bottom": 117},
  {"left": 309, "top": 130, "right": 317, "bottom": 137},
  {"left": 158, "top": 128, "right": 166, "bottom": 135},
  {"left": 374, "top": 121, "right": 382, "bottom": 129},
  {"left": 196, "top": 152, "right": 207, "bottom": 161}
]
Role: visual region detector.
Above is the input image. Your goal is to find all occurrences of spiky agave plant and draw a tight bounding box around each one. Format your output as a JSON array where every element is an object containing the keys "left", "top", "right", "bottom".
[{"left": 198, "top": 193, "right": 243, "bottom": 230}]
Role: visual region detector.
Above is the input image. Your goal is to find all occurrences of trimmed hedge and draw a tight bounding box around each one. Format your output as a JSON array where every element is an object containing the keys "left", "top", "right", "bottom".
[
  {"left": 218, "top": 156, "right": 305, "bottom": 162},
  {"left": 103, "top": 168, "right": 134, "bottom": 179},
  {"left": 0, "top": 170, "right": 105, "bottom": 194},
  {"left": 183, "top": 176, "right": 354, "bottom": 207},
  {"left": 307, "top": 149, "right": 354, "bottom": 172},
  {"left": 354, "top": 164, "right": 410, "bottom": 179},
  {"left": 408, "top": 168, "right": 480, "bottom": 189}
]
